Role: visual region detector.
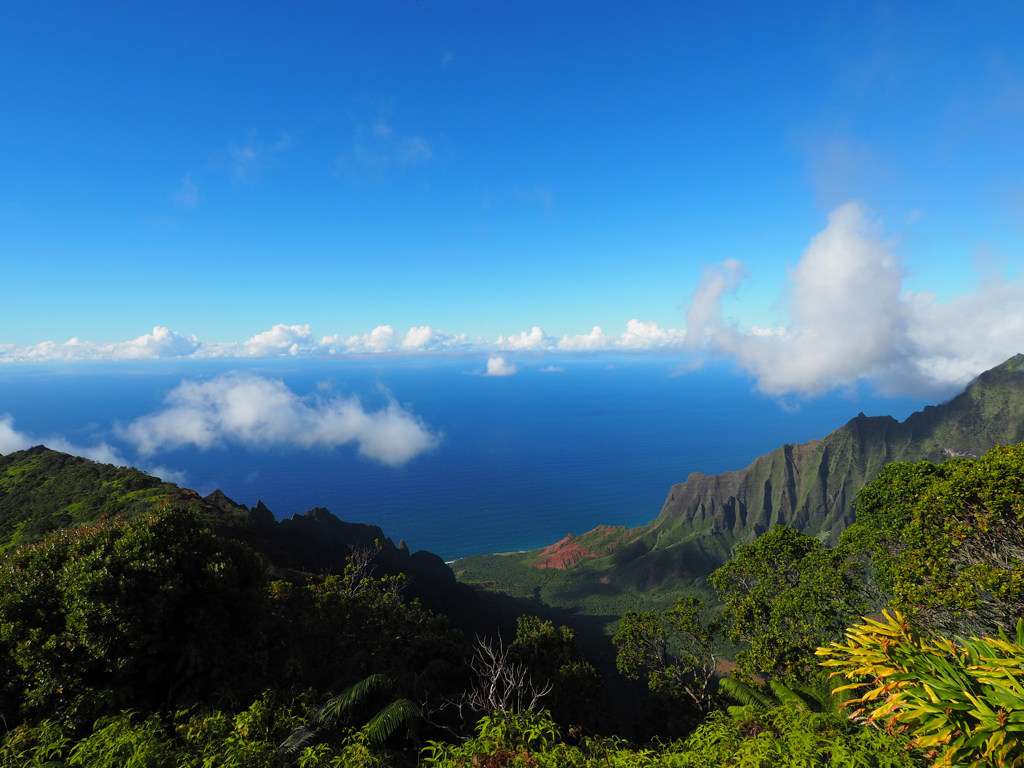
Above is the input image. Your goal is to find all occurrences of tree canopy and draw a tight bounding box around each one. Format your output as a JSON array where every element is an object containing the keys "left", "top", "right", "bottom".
[
  {"left": 844, "top": 443, "right": 1024, "bottom": 636},
  {"left": 709, "top": 525, "right": 865, "bottom": 682}
]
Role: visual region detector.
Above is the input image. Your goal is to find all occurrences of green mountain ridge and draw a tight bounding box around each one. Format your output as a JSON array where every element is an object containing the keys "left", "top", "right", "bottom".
[
  {"left": 456, "top": 353, "right": 1024, "bottom": 603},
  {"left": 0, "top": 445, "right": 508, "bottom": 636}
]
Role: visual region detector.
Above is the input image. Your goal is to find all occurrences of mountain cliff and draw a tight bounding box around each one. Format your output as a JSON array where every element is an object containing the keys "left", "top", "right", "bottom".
[
  {"left": 652, "top": 353, "right": 1024, "bottom": 542},
  {"left": 457, "top": 353, "right": 1024, "bottom": 598}
]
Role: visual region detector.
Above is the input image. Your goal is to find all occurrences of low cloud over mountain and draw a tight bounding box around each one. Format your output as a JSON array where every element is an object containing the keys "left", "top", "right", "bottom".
[{"left": 685, "top": 202, "right": 1024, "bottom": 398}]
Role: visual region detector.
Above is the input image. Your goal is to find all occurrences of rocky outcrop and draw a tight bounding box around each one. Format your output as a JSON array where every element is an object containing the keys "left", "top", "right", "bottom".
[{"left": 533, "top": 533, "right": 600, "bottom": 569}]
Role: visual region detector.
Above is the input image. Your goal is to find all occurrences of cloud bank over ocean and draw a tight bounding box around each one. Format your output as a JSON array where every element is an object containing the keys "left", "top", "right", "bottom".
[
  {"left": 2, "top": 203, "right": 1022, "bottom": 400},
  {"left": 0, "top": 319, "right": 691, "bottom": 364}
]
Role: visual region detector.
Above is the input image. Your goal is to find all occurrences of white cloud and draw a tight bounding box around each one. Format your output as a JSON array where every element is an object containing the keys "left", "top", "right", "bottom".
[
  {"left": 485, "top": 356, "right": 517, "bottom": 377},
  {"left": 497, "top": 326, "right": 548, "bottom": 350},
  {"left": 339, "top": 324, "right": 396, "bottom": 353},
  {"left": 118, "top": 372, "right": 439, "bottom": 466},
  {"left": 402, "top": 325, "right": 435, "bottom": 349},
  {"left": 553, "top": 321, "right": 688, "bottom": 352},
  {"left": 0, "top": 415, "right": 31, "bottom": 454},
  {"left": 320, "top": 325, "right": 469, "bottom": 355},
  {"left": 1, "top": 327, "right": 200, "bottom": 362},
  {"left": 142, "top": 464, "right": 189, "bottom": 485},
  {"left": 45, "top": 437, "right": 128, "bottom": 467},
  {"left": 242, "top": 324, "right": 311, "bottom": 357},
  {"left": 684, "top": 201, "right": 1024, "bottom": 397},
  {"left": 619, "top": 318, "right": 686, "bottom": 349},
  {"left": 117, "top": 326, "right": 201, "bottom": 359},
  {"left": 558, "top": 326, "right": 610, "bottom": 351},
  {"left": 0, "top": 320, "right": 691, "bottom": 363},
  {"left": 0, "top": 413, "right": 128, "bottom": 466}
]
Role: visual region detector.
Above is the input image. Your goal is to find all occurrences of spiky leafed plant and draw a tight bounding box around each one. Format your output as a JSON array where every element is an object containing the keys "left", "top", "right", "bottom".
[
  {"left": 279, "top": 673, "right": 421, "bottom": 757},
  {"left": 818, "top": 609, "right": 1024, "bottom": 767}
]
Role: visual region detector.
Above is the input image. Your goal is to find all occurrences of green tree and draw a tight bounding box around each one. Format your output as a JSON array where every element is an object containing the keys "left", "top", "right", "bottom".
[
  {"left": 709, "top": 525, "right": 865, "bottom": 682},
  {"left": 613, "top": 594, "right": 719, "bottom": 716},
  {"left": 0, "top": 505, "right": 266, "bottom": 723},
  {"left": 262, "top": 568, "right": 465, "bottom": 710},
  {"left": 844, "top": 444, "right": 1024, "bottom": 636},
  {"left": 507, "top": 616, "right": 603, "bottom": 729}
]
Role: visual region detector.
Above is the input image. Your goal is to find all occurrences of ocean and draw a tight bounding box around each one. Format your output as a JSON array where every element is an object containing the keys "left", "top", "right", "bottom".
[{"left": 0, "top": 357, "right": 930, "bottom": 561}]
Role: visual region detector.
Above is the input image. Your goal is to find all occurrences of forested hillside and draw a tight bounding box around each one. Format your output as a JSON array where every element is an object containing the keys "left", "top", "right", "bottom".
[{"left": 6, "top": 443, "right": 1024, "bottom": 764}]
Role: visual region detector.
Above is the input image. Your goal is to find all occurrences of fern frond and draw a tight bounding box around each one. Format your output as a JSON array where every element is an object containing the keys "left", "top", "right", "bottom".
[
  {"left": 278, "top": 725, "right": 319, "bottom": 757},
  {"left": 769, "top": 679, "right": 811, "bottom": 711},
  {"left": 719, "top": 677, "right": 776, "bottom": 712}
]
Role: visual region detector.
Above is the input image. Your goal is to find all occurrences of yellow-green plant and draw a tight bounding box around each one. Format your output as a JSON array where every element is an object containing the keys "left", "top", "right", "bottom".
[{"left": 818, "top": 610, "right": 1024, "bottom": 767}]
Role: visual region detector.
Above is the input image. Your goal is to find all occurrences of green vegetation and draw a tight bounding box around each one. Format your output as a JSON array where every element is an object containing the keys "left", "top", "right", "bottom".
[
  {"left": 0, "top": 446, "right": 195, "bottom": 552},
  {"left": 710, "top": 525, "right": 866, "bottom": 683},
  {"left": 420, "top": 706, "right": 923, "bottom": 767},
  {"left": 6, "top": 355, "right": 1024, "bottom": 766},
  {"left": 843, "top": 444, "right": 1024, "bottom": 636},
  {"left": 613, "top": 595, "right": 718, "bottom": 714},
  {"left": 820, "top": 611, "right": 1024, "bottom": 768},
  {"left": 0, "top": 468, "right": 469, "bottom": 766}
]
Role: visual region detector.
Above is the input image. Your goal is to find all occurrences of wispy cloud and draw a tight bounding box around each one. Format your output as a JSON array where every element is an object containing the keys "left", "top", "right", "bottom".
[
  {"left": 683, "top": 201, "right": 1024, "bottom": 397},
  {"left": 118, "top": 373, "right": 440, "bottom": 466},
  {"left": 396, "top": 135, "right": 433, "bottom": 164},
  {"left": 221, "top": 132, "right": 292, "bottom": 181},
  {"left": 340, "top": 113, "right": 434, "bottom": 177},
  {"left": 174, "top": 172, "right": 200, "bottom": 208}
]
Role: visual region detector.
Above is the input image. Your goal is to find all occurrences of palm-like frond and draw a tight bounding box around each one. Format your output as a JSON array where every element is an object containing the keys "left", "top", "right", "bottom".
[
  {"left": 280, "top": 672, "right": 422, "bottom": 756},
  {"left": 315, "top": 673, "right": 393, "bottom": 725},
  {"left": 362, "top": 698, "right": 422, "bottom": 747}
]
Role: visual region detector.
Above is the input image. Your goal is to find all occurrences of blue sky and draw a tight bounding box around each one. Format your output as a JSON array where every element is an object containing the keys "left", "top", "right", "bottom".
[{"left": 3, "top": 1, "right": 1024, "bottom": 396}]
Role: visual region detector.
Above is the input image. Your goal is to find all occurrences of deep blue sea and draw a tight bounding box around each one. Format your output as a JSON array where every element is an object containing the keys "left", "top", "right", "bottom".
[{"left": 0, "top": 357, "right": 931, "bottom": 561}]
